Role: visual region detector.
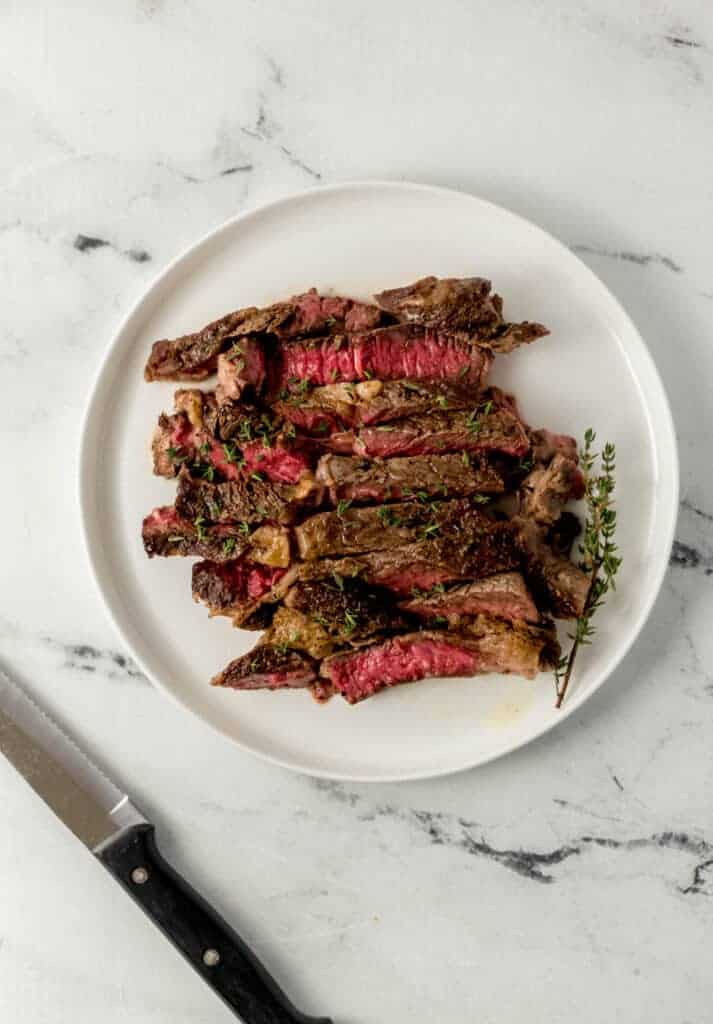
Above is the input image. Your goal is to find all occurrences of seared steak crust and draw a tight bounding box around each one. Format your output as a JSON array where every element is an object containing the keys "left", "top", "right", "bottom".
[
  {"left": 315, "top": 453, "right": 504, "bottom": 504},
  {"left": 211, "top": 645, "right": 317, "bottom": 690}
]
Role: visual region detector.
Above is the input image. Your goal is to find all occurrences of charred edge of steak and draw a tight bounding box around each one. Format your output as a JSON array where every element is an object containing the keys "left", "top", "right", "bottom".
[
  {"left": 513, "top": 517, "right": 590, "bottom": 619},
  {"left": 322, "top": 407, "right": 530, "bottom": 460},
  {"left": 144, "top": 290, "right": 386, "bottom": 383},
  {"left": 174, "top": 466, "right": 295, "bottom": 526},
  {"left": 399, "top": 571, "right": 540, "bottom": 625},
  {"left": 211, "top": 645, "right": 317, "bottom": 691},
  {"left": 315, "top": 453, "right": 505, "bottom": 505}
]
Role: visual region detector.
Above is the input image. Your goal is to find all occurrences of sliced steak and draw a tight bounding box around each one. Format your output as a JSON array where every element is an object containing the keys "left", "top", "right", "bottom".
[
  {"left": 174, "top": 465, "right": 306, "bottom": 526},
  {"left": 323, "top": 406, "right": 529, "bottom": 459},
  {"left": 315, "top": 452, "right": 504, "bottom": 504},
  {"left": 191, "top": 558, "right": 288, "bottom": 625},
  {"left": 273, "top": 324, "right": 493, "bottom": 391},
  {"left": 142, "top": 506, "right": 252, "bottom": 561},
  {"left": 295, "top": 499, "right": 472, "bottom": 560},
  {"left": 374, "top": 275, "right": 548, "bottom": 352},
  {"left": 375, "top": 276, "right": 498, "bottom": 331},
  {"left": 211, "top": 645, "right": 317, "bottom": 691},
  {"left": 514, "top": 516, "right": 590, "bottom": 618},
  {"left": 152, "top": 399, "right": 312, "bottom": 486},
  {"left": 520, "top": 453, "right": 585, "bottom": 525},
  {"left": 320, "top": 621, "right": 556, "bottom": 704},
  {"left": 144, "top": 289, "right": 385, "bottom": 382},
  {"left": 273, "top": 378, "right": 479, "bottom": 432},
  {"left": 301, "top": 508, "right": 519, "bottom": 594},
  {"left": 399, "top": 572, "right": 539, "bottom": 624},
  {"left": 284, "top": 578, "right": 405, "bottom": 645}
]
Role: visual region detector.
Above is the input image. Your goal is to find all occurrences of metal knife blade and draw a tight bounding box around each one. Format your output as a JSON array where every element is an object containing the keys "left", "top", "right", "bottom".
[{"left": 0, "top": 665, "right": 145, "bottom": 849}]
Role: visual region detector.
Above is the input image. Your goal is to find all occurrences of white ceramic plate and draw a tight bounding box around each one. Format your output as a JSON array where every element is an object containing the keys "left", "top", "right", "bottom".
[{"left": 79, "top": 182, "right": 678, "bottom": 781}]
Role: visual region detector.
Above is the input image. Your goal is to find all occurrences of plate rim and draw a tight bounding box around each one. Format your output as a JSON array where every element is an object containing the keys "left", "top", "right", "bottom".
[{"left": 78, "top": 179, "right": 679, "bottom": 782}]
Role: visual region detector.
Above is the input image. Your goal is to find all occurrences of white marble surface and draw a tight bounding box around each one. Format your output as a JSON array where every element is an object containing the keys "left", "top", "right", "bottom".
[{"left": 1, "top": 2, "right": 712, "bottom": 1021}]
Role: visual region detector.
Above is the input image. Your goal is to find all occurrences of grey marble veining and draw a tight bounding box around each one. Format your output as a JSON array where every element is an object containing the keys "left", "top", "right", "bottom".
[{"left": 1, "top": 2, "right": 712, "bottom": 1021}]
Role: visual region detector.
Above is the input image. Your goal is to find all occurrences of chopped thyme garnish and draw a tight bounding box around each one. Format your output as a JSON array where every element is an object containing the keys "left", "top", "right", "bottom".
[
  {"left": 222, "top": 536, "right": 237, "bottom": 557},
  {"left": 193, "top": 516, "right": 207, "bottom": 540},
  {"left": 337, "top": 499, "right": 353, "bottom": 517}
]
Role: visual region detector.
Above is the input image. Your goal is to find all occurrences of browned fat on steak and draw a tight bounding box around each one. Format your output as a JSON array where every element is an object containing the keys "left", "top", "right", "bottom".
[
  {"left": 273, "top": 323, "right": 493, "bottom": 392},
  {"left": 320, "top": 620, "right": 558, "bottom": 704},
  {"left": 514, "top": 516, "right": 590, "bottom": 618},
  {"left": 211, "top": 645, "right": 318, "bottom": 691},
  {"left": 399, "top": 572, "right": 540, "bottom": 625},
  {"left": 295, "top": 499, "right": 473, "bottom": 560},
  {"left": 174, "top": 465, "right": 314, "bottom": 526},
  {"left": 301, "top": 508, "right": 520, "bottom": 595},
  {"left": 272, "top": 378, "right": 479, "bottom": 435},
  {"left": 315, "top": 452, "right": 504, "bottom": 505},
  {"left": 519, "top": 453, "right": 585, "bottom": 525},
  {"left": 144, "top": 289, "right": 385, "bottom": 382},
  {"left": 324, "top": 406, "right": 530, "bottom": 459},
  {"left": 374, "top": 276, "right": 549, "bottom": 352},
  {"left": 191, "top": 558, "right": 291, "bottom": 626}
]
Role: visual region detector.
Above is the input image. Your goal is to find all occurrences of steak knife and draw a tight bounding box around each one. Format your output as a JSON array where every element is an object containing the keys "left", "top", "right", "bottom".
[{"left": 0, "top": 665, "right": 332, "bottom": 1024}]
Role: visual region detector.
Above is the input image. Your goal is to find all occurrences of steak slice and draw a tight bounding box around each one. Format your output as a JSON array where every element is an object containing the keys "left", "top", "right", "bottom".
[
  {"left": 272, "top": 378, "right": 479, "bottom": 433},
  {"left": 295, "top": 499, "right": 472, "bottom": 560},
  {"left": 320, "top": 621, "right": 556, "bottom": 704},
  {"left": 284, "top": 578, "right": 406, "bottom": 646},
  {"left": 174, "top": 465, "right": 307, "bottom": 526},
  {"left": 301, "top": 508, "right": 520, "bottom": 594},
  {"left": 273, "top": 324, "right": 493, "bottom": 391},
  {"left": 315, "top": 453, "right": 504, "bottom": 504},
  {"left": 211, "top": 645, "right": 318, "bottom": 691},
  {"left": 323, "top": 407, "right": 529, "bottom": 459},
  {"left": 152, "top": 394, "right": 312, "bottom": 486},
  {"left": 374, "top": 276, "right": 549, "bottom": 352},
  {"left": 519, "top": 453, "right": 585, "bottom": 525},
  {"left": 399, "top": 572, "right": 540, "bottom": 624},
  {"left": 514, "top": 517, "right": 590, "bottom": 618},
  {"left": 142, "top": 506, "right": 252, "bottom": 561},
  {"left": 144, "top": 289, "right": 385, "bottom": 382},
  {"left": 191, "top": 558, "right": 289, "bottom": 626}
]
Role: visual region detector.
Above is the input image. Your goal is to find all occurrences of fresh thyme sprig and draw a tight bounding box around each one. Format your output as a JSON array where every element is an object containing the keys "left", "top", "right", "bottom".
[{"left": 554, "top": 428, "right": 621, "bottom": 708}]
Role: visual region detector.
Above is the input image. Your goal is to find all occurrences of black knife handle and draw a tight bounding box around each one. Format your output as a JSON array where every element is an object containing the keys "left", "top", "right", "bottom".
[{"left": 97, "top": 823, "right": 332, "bottom": 1024}]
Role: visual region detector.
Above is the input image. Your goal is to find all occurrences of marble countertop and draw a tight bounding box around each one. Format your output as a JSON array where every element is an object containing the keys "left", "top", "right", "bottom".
[{"left": 1, "top": 2, "right": 712, "bottom": 1021}]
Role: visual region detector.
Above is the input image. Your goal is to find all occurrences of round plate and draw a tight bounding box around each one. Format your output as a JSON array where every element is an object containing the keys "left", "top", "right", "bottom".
[{"left": 79, "top": 182, "right": 678, "bottom": 781}]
